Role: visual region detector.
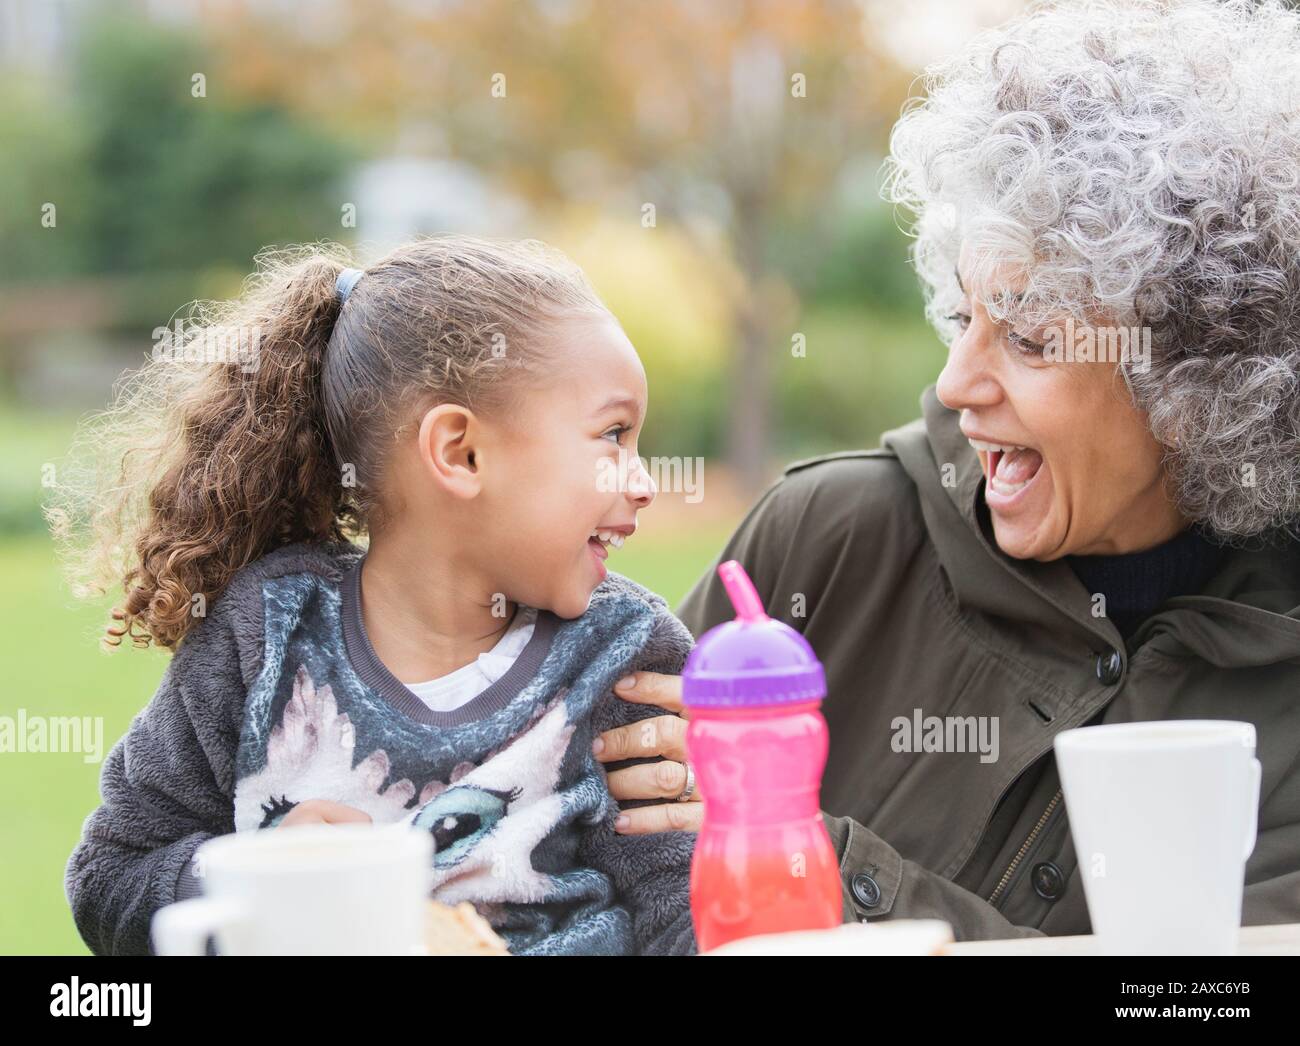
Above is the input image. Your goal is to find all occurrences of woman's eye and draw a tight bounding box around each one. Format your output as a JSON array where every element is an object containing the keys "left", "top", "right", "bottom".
[
  {"left": 945, "top": 311, "right": 972, "bottom": 331},
  {"left": 601, "top": 426, "right": 629, "bottom": 444},
  {"left": 1007, "top": 331, "right": 1046, "bottom": 358}
]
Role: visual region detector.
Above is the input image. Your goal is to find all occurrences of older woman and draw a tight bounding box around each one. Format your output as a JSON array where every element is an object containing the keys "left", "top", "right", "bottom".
[{"left": 596, "top": 0, "right": 1300, "bottom": 939}]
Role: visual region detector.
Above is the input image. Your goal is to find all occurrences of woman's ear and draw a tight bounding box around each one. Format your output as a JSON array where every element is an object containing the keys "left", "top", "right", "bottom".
[{"left": 415, "top": 403, "right": 482, "bottom": 499}]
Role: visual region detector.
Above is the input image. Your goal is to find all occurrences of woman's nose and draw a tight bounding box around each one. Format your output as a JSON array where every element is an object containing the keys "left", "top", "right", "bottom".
[{"left": 936, "top": 321, "right": 1000, "bottom": 413}]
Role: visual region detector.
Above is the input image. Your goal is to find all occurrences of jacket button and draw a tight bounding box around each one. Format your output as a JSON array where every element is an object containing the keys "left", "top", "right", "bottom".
[
  {"left": 851, "top": 872, "right": 881, "bottom": 909},
  {"left": 1095, "top": 648, "right": 1123, "bottom": 686},
  {"left": 1031, "top": 861, "right": 1064, "bottom": 901}
]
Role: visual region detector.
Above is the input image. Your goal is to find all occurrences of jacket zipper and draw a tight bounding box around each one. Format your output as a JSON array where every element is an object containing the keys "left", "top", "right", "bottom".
[{"left": 986, "top": 787, "right": 1063, "bottom": 908}]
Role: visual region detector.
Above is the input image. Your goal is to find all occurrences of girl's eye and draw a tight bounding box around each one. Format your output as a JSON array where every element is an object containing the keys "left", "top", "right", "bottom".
[
  {"left": 601, "top": 426, "right": 630, "bottom": 444},
  {"left": 945, "top": 311, "right": 972, "bottom": 331}
]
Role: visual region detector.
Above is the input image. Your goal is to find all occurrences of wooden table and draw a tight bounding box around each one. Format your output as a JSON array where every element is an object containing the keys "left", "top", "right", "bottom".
[{"left": 945, "top": 922, "right": 1300, "bottom": 956}]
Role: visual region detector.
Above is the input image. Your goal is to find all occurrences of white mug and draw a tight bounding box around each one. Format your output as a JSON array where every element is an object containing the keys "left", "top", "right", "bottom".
[
  {"left": 151, "top": 823, "right": 434, "bottom": 955},
  {"left": 1054, "top": 719, "right": 1262, "bottom": 955}
]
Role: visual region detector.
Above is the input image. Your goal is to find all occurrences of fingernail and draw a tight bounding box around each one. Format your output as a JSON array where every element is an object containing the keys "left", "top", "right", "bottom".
[
  {"left": 616, "top": 675, "right": 636, "bottom": 690},
  {"left": 591, "top": 737, "right": 605, "bottom": 754},
  {"left": 614, "top": 815, "right": 629, "bottom": 830}
]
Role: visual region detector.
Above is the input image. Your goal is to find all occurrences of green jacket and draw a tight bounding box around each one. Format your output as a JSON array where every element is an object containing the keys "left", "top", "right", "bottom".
[{"left": 674, "top": 384, "right": 1300, "bottom": 941}]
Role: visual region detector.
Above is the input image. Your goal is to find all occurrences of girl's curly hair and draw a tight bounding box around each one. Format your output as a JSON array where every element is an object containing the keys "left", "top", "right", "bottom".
[
  {"left": 882, "top": 0, "right": 1300, "bottom": 539},
  {"left": 47, "top": 236, "right": 608, "bottom": 650}
]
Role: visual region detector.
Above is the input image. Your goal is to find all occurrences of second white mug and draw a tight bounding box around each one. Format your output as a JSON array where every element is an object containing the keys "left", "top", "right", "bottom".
[{"left": 1054, "top": 719, "right": 1261, "bottom": 955}]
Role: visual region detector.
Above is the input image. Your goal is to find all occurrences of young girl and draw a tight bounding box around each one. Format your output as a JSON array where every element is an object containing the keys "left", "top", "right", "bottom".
[{"left": 56, "top": 236, "right": 699, "bottom": 956}]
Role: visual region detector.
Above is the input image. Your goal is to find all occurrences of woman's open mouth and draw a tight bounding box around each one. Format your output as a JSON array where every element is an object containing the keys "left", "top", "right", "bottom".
[{"left": 969, "top": 438, "right": 1045, "bottom": 506}]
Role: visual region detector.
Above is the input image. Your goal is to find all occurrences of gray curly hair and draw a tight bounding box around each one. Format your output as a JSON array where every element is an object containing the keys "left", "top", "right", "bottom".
[{"left": 882, "top": 0, "right": 1300, "bottom": 540}]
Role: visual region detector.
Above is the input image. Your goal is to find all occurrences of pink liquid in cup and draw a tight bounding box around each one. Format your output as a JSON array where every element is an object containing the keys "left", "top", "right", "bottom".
[{"left": 683, "top": 560, "right": 842, "bottom": 952}]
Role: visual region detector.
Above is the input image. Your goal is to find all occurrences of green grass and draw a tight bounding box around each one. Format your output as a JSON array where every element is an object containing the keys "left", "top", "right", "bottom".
[
  {"left": 0, "top": 520, "right": 738, "bottom": 955},
  {"left": 0, "top": 407, "right": 83, "bottom": 535},
  {"left": 0, "top": 534, "right": 170, "bottom": 955}
]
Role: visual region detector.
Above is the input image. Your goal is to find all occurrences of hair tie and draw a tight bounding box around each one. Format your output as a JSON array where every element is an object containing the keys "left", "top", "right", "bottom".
[{"left": 335, "top": 267, "right": 364, "bottom": 303}]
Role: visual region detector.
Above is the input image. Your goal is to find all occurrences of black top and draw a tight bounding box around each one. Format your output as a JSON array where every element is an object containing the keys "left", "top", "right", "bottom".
[{"left": 1066, "top": 523, "right": 1227, "bottom": 638}]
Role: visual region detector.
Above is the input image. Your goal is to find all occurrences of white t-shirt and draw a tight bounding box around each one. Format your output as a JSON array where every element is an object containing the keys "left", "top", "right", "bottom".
[{"left": 404, "top": 606, "right": 538, "bottom": 713}]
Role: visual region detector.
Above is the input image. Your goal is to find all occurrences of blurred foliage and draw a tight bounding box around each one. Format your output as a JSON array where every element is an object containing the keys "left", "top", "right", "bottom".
[
  {"left": 0, "top": 76, "right": 92, "bottom": 283},
  {"left": 0, "top": 4, "right": 946, "bottom": 535},
  {"left": 794, "top": 200, "right": 928, "bottom": 317},
  {"left": 550, "top": 206, "right": 939, "bottom": 465},
  {"left": 0, "top": 13, "right": 355, "bottom": 307},
  {"left": 74, "top": 16, "right": 353, "bottom": 278},
  {"left": 211, "top": 0, "right": 921, "bottom": 488},
  {"left": 776, "top": 304, "right": 944, "bottom": 460}
]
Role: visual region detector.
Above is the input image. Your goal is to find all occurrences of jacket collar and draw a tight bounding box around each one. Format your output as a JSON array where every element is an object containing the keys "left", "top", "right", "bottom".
[{"left": 882, "top": 384, "right": 1300, "bottom": 668}]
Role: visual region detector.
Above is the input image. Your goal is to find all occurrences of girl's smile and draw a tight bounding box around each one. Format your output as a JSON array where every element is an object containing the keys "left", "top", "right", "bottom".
[{"left": 586, "top": 524, "right": 637, "bottom": 581}]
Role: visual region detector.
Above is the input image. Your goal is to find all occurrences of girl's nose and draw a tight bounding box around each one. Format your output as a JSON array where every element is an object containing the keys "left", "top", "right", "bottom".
[{"left": 626, "top": 456, "right": 656, "bottom": 507}]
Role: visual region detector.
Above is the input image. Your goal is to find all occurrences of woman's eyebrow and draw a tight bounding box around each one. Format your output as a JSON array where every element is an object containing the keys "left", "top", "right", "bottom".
[{"left": 954, "top": 266, "right": 1024, "bottom": 306}]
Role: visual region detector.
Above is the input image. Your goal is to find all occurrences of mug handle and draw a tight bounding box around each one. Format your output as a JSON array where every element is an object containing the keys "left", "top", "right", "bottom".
[
  {"left": 1242, "top": 757, "right": 1262, "bottom": 860},
  {"left": 151, "top": 896, "right": 249, "bottom": 956}
]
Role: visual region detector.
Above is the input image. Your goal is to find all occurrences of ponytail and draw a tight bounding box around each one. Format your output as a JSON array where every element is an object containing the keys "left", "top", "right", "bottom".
[{"left": 48, "top": 246, "right": 359, "bottom": 650}]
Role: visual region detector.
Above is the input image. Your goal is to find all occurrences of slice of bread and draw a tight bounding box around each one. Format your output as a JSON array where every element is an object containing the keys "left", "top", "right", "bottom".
[{"left": 422, "top": 899, "right": 512, "bottom": 956}]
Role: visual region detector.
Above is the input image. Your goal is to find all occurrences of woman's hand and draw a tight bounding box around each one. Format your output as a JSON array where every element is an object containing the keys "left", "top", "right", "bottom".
[
  {"left": 595, "top": 671, "right": 704, "bottom": 835},
  {"left": 277, "top": 799, "right": 373, "bottom": 828}
]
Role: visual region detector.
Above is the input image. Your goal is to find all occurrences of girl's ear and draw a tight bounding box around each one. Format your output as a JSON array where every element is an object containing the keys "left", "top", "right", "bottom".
[{"left": 415, "top": 403, "right": 482, "bottom": 499}]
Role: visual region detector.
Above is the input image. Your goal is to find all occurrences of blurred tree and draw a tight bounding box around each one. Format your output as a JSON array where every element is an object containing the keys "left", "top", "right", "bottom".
[
  {"left": 214, "top": 0, "right": 915, "bottom": 490},
  {"left": 0, "top": 77, "right": 93, "bottom": 285},
  {"left": 0, "top": 11, "right": 354, "bottom": 352},
  {"left": 73, "top": 15, "right": 353, "bottom": 283}
]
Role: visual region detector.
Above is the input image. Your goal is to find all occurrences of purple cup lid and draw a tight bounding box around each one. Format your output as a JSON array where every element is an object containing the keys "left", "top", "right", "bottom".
[{"left": 682, "top": 560, "right": 826, "bottom": 708}]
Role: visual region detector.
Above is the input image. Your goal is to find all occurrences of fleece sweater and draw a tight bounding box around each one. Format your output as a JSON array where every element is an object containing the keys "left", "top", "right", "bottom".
[{"left": 64, "top": 541, "right": 699, "bottom": 956}]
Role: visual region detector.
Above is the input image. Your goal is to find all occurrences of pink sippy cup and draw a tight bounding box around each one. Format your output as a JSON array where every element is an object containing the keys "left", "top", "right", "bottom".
[{"left": 683, "top": 560, "right": 842, "bottom": 952}]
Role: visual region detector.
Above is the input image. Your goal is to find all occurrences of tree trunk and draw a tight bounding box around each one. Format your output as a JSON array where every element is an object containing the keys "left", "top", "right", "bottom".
[{"left": 724, "top": 199, "right": 774, "bottom": 495}]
